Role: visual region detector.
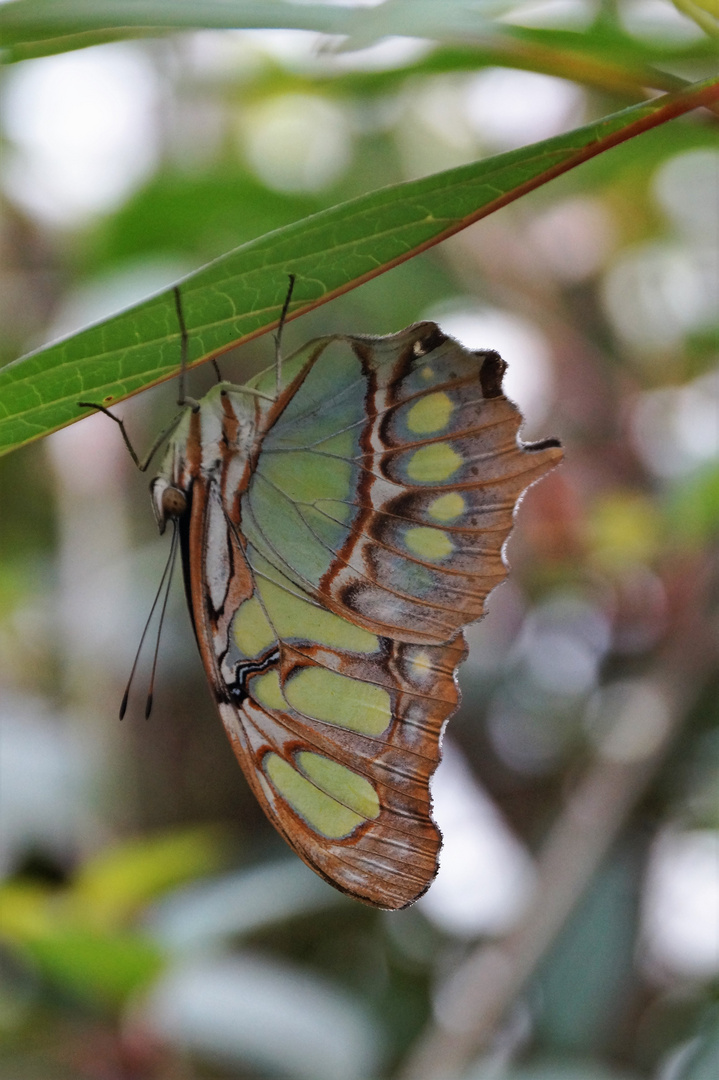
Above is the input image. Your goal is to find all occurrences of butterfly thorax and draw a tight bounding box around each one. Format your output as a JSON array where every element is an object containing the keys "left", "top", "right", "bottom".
[{"left": 150, "top": 382, "right": 267, "bottom": 535}]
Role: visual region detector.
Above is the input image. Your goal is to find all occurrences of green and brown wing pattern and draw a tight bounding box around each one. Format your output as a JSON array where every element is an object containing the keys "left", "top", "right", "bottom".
[
  {"left": 245, "top": 323, "right": 562, "bottom": 642},
  {"left": 165, "top": 323, "right": 561, "bottom": 908}
]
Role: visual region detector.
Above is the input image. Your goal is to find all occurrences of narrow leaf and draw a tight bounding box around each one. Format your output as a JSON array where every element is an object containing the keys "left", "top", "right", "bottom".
[{"left": 1, "top": 76, "right": 717, "bottom": 456}]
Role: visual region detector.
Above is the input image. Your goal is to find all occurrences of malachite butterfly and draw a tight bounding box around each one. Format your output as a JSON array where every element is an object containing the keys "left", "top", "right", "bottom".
[{"left": 83, "top": 286, "right": 562, "bottom": 910}]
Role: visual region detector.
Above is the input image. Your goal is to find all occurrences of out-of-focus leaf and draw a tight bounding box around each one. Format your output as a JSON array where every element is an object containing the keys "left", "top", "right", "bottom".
[
  {"left": 2, "top": 76, "right": 716, "bottom": 457},
  {"left": 0, "top": 881, "right": 56, "bottom": 938},
  {"left": 0, "top": 0, "right": 503, "bottom": 61},
  {"left": 674, "top": 0, "right": 719, "bottom": 37},
  {"left": 473, "top": 1065, "right": 639, "bottom": 1080},
  {"left": 0, "top": 830, "right": 228, "bottom": 1009},
  {"left": 671, "top": 1009, "right": 719, "bottom": 1080},
  {"left": 0, "top": 0, "right": 348, "bottom": 58},
  {"left": 0, "top": 0, "right": 501, "bottom": 61},
  {"left": 588, "top": 493, "right": 661, "bottom": 568},
  {"left": 0, "top": 881, "right": 165, "bottom": 1010},
  {"left": 3, "top": 0, "right": 715, "bottom": 94},
  {"left": 2, "top": 0, "right": 716, "bottom": 76},
  {"left": 531, "top": 849, "right": 641, "bottom": 1053},
  {"left": 667, "top": 466, "right": 719, "bottom": 546},
  {"left": 70, "top": 827, "right": 229, "bottom": 929},
  {"left": 92, "top": 169, "right": 324, "bottom": 269},
  {"left": 21, "top": 929, "right": 164, "bottom": 1010},
  {"left": 340, "top": 31, "right": 718, "bottom": 97}
]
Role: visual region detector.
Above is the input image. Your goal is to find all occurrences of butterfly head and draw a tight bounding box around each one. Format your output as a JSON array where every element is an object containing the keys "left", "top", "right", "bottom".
[{"left": 150, "top": 477, "right": 188, "bottom": 535}]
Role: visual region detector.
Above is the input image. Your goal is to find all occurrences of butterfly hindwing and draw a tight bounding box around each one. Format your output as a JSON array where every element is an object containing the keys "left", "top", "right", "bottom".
[
  {"left": 154, "top": 321, "right": 562, "bottom": 909},
  {"left": 226, "top": 559, "right": 464, "bottom": 908},
  {"left": 184, "top": 484, "right": 461, "bottom": 907}
]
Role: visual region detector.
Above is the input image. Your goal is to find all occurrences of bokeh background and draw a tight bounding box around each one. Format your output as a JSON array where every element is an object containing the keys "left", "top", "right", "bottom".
[{"left": 1, "top": 2, "right": 718, "bottom": 1078}]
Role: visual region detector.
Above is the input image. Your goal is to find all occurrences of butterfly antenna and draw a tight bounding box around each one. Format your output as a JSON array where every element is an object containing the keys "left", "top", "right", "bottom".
[
  {"left": 119, "top": 523, "right": 178, "bottom": 719},
  {"left": 275, "top": 273, "right": 296, "bottom": 398},
  {"left": 145, "top": 520, "right": 180, "bottom": 719}
]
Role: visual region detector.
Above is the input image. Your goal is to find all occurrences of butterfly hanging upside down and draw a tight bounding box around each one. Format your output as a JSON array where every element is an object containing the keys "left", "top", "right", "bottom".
[{"left": 80, "top": 282, "right": 562, "bottom": 910}]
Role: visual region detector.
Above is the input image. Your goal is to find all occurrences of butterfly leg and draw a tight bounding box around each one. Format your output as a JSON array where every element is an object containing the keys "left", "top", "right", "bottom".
[
  {"left": 274, "top": 273, "right": 296, "bottom": 399},
  {"left": 75, "top": 401, "right": 186, "bottom": 472},
  {"left": 77, "top": 286, "right": 202, "bottom": 469},
  {"left": 173, "top": 284, "right": 223, "bottom": 389},
  {"left": 172, "top": 286, "right": 201, "bottom": 412}
]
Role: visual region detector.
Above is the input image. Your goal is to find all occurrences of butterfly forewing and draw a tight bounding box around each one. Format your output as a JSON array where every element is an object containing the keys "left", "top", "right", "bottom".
[
  {"left": 154, "top": 322, "right": 562, "bottom": 909},
  {"left": 246, "top": 324, "right": 561, "bottom": 643}
]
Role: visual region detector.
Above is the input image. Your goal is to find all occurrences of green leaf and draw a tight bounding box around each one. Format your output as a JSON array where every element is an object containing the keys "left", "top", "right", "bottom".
[
  {"left": 3, "top": 0, "right": 715, "bottom": 81},
  {"left": 674, "top": 0, "right": 719, "bottom": 38},
  {"left": 672, "top": 1009, "right": 719, "bottom": 1080},
  {"left": 531, "top": 850, "right": 640, "bottom": 1053},
  {"left": 0, "top": 879, "right": 164, "bottom": 1010},
  {"left": 362, "top": 29, "right": 716, "bottom": 97},
  {"left": 1, "top": 0, "right": 501, "bottom": 62},
  {"left": 1, "top": 76, "right": 717, "bottom": 457},
  {"left": 21, "top": 928, "right": 164, "bottom": 1010},
  {"left": 667, "top": 465, "right": 719, "bottom": 546},
  {"left": 70, "top": 827, "right": 229, "bottom": 929},
  {"left": 0, "top": 0, "right": 357, "bottom": 61}
]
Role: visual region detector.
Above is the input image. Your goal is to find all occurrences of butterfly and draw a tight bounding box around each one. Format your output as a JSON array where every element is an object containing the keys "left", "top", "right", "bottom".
[{"left": 81, "top": 283, "right": 562, "bottom": 910}]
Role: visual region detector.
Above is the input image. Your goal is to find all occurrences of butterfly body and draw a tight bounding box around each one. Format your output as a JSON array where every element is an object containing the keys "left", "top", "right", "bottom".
[{"left": 150, "top": 322, "right": 562, "bottom": 909}]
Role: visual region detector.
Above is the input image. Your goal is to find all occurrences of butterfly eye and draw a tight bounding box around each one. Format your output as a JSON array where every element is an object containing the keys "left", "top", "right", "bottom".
[{"left": 161, "top": 486, "right": 187, "bottom": 518}]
